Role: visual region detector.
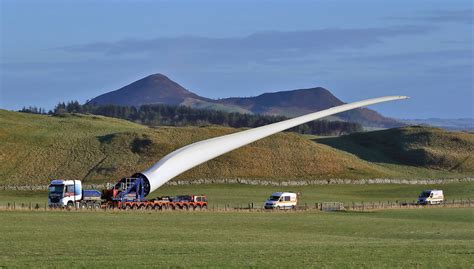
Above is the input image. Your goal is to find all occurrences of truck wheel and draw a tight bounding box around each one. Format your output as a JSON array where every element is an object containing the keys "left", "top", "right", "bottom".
[{"left": 67, "top": 201, "right": 74, "bottom": 209}]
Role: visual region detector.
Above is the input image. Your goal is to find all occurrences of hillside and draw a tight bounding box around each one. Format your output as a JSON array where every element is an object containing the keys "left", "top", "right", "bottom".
[
  {"left": 88, "top": 73, "right": 401, "bottom": 127},
  {"left": 88, "top": 74, "right": 248, "bottom": 113},
  {"left": 1, "top": 110, "right": 472, "bottom": 185},
  {"left": 218, "top": 87, "right": 401, "bottom": 127},
  {"left": 317, "top": 126, "right": 474, "bottom": 172}
]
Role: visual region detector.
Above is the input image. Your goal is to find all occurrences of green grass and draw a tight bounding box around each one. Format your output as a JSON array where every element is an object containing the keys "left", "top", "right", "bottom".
[
  {"left": 1, "top": 110, "right": 473, "bottom": 186},
  {"left": 317, "top": 126, "right": 474, "bottom": 172},
  {"left": 2, "top": 182, "right": 473, "bottom": 208},
  {"left": 0, "top": 208, "right": 472, "bottom": 268}
]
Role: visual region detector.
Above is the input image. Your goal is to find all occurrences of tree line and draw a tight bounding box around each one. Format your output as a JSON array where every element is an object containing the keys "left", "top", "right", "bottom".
[{"left": 20, "top": 101, "right": 363, "bottom": 135}]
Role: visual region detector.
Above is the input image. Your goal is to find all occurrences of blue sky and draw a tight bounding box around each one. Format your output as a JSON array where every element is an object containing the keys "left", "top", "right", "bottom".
[{"left": 1, "top": 0, "right": 472, "bottom": 118}]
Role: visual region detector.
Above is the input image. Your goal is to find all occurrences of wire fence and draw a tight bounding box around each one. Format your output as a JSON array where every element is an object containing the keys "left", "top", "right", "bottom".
[{"left": 0, "top": 199, "right": 472, "bottom": 212}]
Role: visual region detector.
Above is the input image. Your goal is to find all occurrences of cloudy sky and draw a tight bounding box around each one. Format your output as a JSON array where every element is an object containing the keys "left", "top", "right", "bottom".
[{"left": 1, "top": 0, "right": 472, "bottom": 118}]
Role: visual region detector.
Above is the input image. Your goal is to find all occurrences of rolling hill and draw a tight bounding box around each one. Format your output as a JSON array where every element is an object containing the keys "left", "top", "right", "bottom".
[
  {"left": 88, "top": 73, "right": 401, "bottom": 127},
  {"left": 0, "top": 110, "right": 472, "bottom": 185},
  {"left": 317, "top": 126, "right": 474, "bottom": 172}
]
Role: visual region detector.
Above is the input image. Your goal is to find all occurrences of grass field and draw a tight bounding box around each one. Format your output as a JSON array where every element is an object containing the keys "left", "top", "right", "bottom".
[
  {"left": 1, "top": 182, "right": 473, "bottom": 208},
  {"left": 0, "top": 208, "right": 473, "bottom": 268}
]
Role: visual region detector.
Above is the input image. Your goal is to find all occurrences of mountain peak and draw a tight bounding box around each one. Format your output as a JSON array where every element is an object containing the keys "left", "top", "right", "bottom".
[
  {"left": 88, "top": 73, "right": 201, "bottom": 106},
  {"left": 88, "top": 73, "right": 401, "bottom": 127},
  {"left": 144, "top": 73, "right": 172, "bottom": 80}
]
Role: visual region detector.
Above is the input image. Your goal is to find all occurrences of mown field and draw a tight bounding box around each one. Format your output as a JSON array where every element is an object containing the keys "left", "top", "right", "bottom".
[
  {"left": 1, "top": 183, "right": 473, "bottom": 208},
  {"left": 0, "top": 208, "right": 472, "bottom": 268}
]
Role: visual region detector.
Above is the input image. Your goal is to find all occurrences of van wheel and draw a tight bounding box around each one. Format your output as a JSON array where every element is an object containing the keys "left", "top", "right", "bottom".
[{"left": 276, "top": 206, "right": 280, "bottom": 210}]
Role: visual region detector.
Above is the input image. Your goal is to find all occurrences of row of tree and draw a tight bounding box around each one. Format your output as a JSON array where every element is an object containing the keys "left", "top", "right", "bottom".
[{"left": 21, "top": 101, "right": 363, "bottom": 135}]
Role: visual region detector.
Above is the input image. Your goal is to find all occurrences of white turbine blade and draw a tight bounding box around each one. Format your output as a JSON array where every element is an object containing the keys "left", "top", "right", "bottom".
[{"left": 140, "top": 95, "right": 409, "bottom": 194}]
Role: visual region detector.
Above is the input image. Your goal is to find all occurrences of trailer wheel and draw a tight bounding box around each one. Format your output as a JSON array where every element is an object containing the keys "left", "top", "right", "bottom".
[
  {"left": 146, "top": 205, "right": 153, "bottom": 210},
  {"left": 132, "top": 204, "right": 138, "bottom": 210},
  {"left": 202, "top": 204, "right": 208, "bottom": 210},
  {"left": 125, "top": 205, "right": 132, "bottom": 210}
]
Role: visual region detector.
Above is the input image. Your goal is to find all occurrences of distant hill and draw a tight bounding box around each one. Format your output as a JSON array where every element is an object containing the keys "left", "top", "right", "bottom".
[
  {"left": 1, "top": 110, "right": 472, "bottom": 185},
  {"left": 400, "top": 118, "right": 474, "bottom": 131},
  {"left": 88, "top": 73, "right": 402, "bottom": 127},
  {"left": 88, "top": 74, "right": 248, "bottom": 113},
  {"left": 218, "top": 87, "right": 401, "bottom": 127}
]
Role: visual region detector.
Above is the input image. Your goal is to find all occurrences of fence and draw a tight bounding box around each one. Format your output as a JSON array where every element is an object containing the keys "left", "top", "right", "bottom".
[
  {"left": 1, "top": 177, "right": 473, "bottom": 191},
  {"left": 345, "top": 199, "right": 473, "bottom": 211},
  {"left": 0, "top": 199, "right": 472, "bottom": 212}
]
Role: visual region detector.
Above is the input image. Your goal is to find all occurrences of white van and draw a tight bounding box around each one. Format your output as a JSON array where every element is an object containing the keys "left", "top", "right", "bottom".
[
  {"left": 264, "top": 192, "right": 298, "bottom": 209},
  {"left": 418, "top": 190, "right": 444, "bottom": 205}
]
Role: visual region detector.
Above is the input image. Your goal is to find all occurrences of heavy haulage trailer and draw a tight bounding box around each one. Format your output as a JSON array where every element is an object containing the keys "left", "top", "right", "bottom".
[
  {"left": 103, "top": 177, "right": 208, "bottom": 210},
  {"left": 48, "top": 178, "right": 208, "bottom": 210},
  {"left": 47, "top": 96, "right": 408, "bottom": 210}
]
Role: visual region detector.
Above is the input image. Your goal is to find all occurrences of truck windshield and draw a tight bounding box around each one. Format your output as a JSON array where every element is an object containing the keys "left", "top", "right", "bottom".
[
  {"left": 419, "top": 191, "right": 430, "bottom": 198},
  {"left": 49, "top": 185, "right": 64, "bottom": 194},
  {"left": 269, "top": 196, "right": 281, "bottom": 201}
]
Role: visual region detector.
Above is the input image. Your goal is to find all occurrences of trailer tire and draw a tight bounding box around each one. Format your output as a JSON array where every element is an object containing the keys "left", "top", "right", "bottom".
[
  {"left": 125, "top": 205, "right": 132, "bottom": 210},
  {"left": 202, "top": 204, "right": 208, "bottom": 210}
]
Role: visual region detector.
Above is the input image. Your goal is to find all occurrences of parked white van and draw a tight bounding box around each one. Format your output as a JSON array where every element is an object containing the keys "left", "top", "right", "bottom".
[
  {"left": 418, "top": 190, "right": 444, "bottom": 205},
  {"left": 264, "top": 192, "right": 298, "bottom": 209}
]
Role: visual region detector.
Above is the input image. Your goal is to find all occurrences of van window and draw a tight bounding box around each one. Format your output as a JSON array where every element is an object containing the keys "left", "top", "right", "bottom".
[
  {"left": 284, "top": 196, "right": 290, "bottom": 201},
  {"left": 269, "top": 196, "right": 280, "bottom": 201},
  {"left": 420, "top": 191, "right": 430, "bottom": 198}
]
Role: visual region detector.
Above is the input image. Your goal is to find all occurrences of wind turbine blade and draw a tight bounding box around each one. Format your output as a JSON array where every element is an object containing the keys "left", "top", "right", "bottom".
[{"left": 139, "top": 95, "right": 409, "bottom": 195}]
